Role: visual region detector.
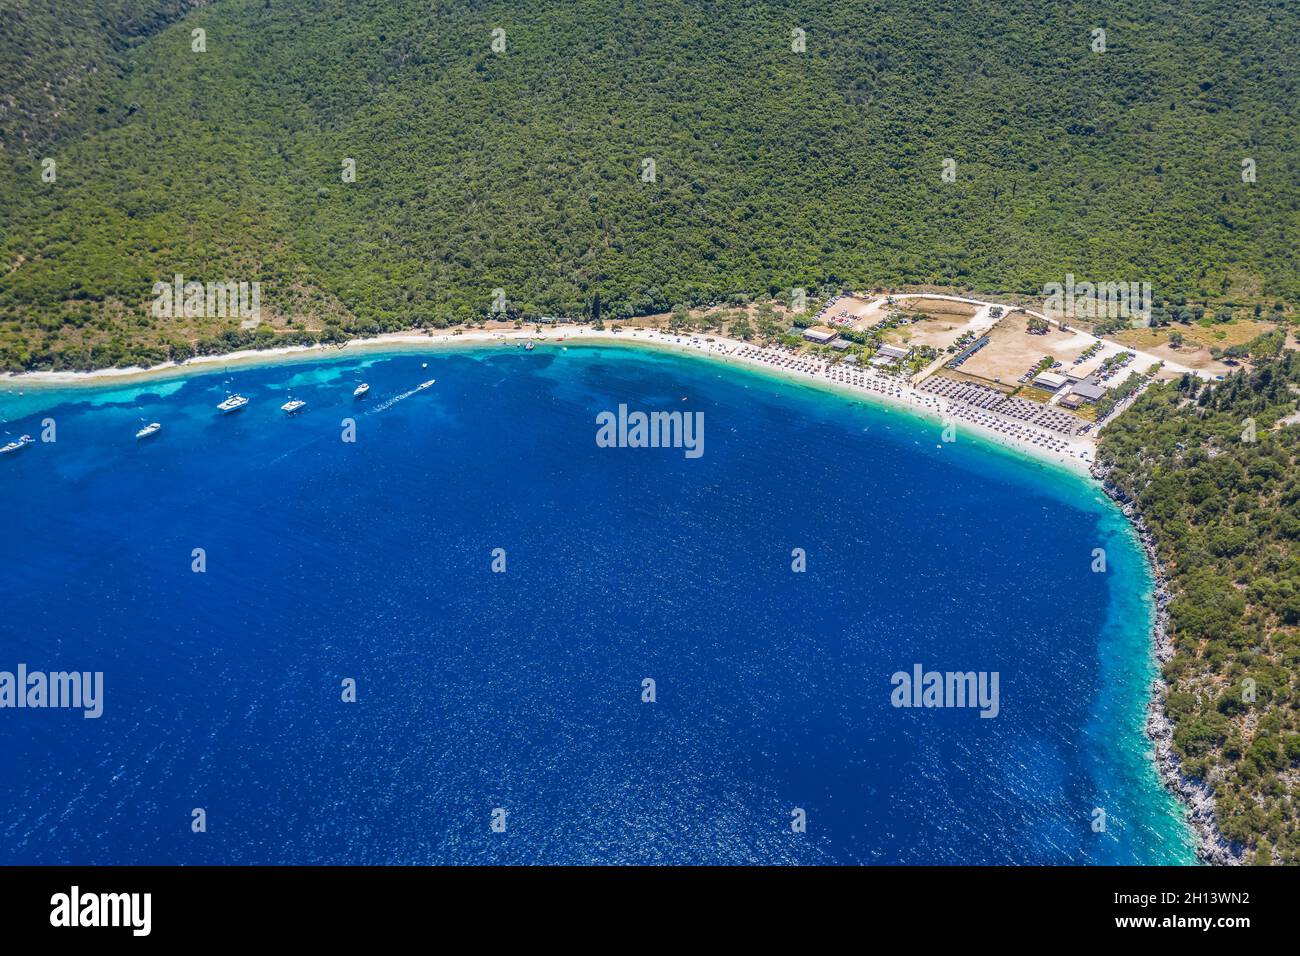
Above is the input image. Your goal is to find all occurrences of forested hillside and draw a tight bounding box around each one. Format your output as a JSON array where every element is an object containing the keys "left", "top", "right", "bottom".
[
  {"left": 1, "top": 0, "right": 1298, "bottom": 370},
  {"left": 1099, "top": 341, "right": 1300, "bottom": 864},
  {"left": 0, "top": 0, "right": 208, "bottom": 150}
]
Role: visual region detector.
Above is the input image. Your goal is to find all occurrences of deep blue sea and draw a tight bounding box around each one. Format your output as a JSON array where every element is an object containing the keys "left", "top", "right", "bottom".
[{"left": 0, "top": 343, "right": 1195, "bottom": 864}]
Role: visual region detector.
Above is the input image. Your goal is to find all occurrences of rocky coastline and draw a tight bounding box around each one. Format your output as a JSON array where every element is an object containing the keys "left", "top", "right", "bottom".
[{"left": 1091, "top": 462, "right": 1244, "bottom": 865}]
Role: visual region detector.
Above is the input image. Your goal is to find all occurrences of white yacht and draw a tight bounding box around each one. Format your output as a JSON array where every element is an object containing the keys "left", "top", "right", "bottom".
[
  {"left": 135, "top": 422, "right": 162, "bottom": 440},
  {"left": 217, "top": 394, "right": 249, "bottom": 413},
  {"left": 417, "top": 379, "right": 436, "bottom": 390},
  {"left": 353, "top": 383, "right": 370, "bottom": 398},
  {"left": 281, "top": 399, "right": 306, "bottom": 414},
  {"left": 0, "top": 434, "right": 34, "bottom": 455}
]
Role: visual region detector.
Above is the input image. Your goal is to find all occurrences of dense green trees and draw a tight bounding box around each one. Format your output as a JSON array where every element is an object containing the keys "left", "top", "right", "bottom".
[
  {"left": 1, "top": 0, "right": 1298, "bottom": 371},
  {"left": 1099, "top": 351, "right": 1300, "bottom": 864}
]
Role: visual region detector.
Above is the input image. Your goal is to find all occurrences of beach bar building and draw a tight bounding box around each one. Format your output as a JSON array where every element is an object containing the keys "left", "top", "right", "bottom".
[
  {"left": 1032, "top": 371, "right": 1069, "bottom": 391},
  {"left": 870, "top": 343, "right": 911, "bottom": 367},
  {"left": 1070, "top": 378, "right": 1108, "bottom": 403},
  {"left": 803, "top": 325, "right": 838, "bottom": 345}
]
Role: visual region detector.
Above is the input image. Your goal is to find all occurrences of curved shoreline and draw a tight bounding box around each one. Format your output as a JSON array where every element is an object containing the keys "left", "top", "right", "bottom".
[
  {"left": 4, "top": 327, "right": 1205, "bottom": 861},
  {"left": 1092, "top": 464, "right": 1243, "bottom": 866},
  {"left": 1, "top": 326, "right": 1096, "bottom": 476}
]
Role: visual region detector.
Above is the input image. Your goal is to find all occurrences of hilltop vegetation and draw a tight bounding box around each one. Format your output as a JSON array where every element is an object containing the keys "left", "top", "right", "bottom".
[
  {"left": 1099, "top": 345, "right": 1300, "bottom": 864},
  {"left": 0, "top": 0, "right": 207, "bottom": 154},
  {"left": 1, "top": 0, "right": 1297, "bottom": 371}
]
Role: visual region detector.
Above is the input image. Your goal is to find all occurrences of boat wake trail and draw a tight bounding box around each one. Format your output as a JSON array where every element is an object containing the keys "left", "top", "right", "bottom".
[{"left": 370, "top": 387, "right": 420, "bottom": 413}]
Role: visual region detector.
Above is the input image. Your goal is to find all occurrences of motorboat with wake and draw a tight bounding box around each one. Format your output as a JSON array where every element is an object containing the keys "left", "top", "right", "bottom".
[{"left": 1, "top": 434, "right": 34, "bottom": 455}]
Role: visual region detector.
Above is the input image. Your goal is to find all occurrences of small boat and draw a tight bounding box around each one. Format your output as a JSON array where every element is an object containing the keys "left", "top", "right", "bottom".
[
  {"left": 135, "top": 423, "right": 162, "bottom": 440},
  {"left": 525, "top": 342, "right": 535, "bottom": 351},
  {"left": 217, "top": 394, "right": 249, "bottom": 413},
  {"left": 0, "top": 434, "right": 34, "bottom": 455},
  {"left": 417, "top": 379, "right": 436, "bottom": 390},
  {"left": 353, "top": 383, "right": 370, "bottom": 398},
  {"left": 281, "top": 400, "right": 306, "bottom": 414}
]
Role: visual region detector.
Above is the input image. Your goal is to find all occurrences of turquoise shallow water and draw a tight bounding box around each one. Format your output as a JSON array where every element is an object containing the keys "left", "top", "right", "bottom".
[{"left": 0, "top": 343, "right": 1195, "bottom": 863}]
